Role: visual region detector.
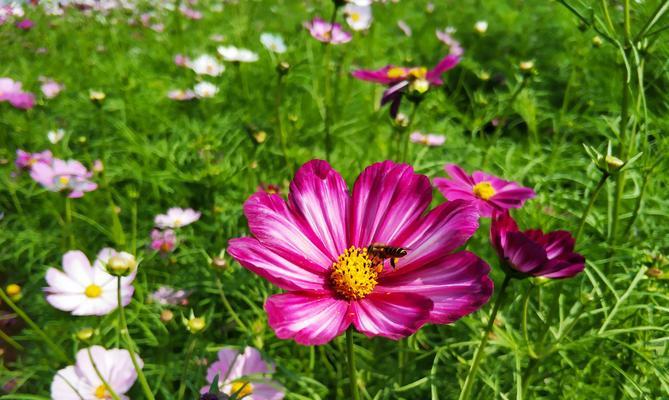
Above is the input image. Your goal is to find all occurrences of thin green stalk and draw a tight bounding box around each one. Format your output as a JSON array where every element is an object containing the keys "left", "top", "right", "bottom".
[
  {"left": 323, "top": 43, "right": 333, "bottom": 161},
  {"left": 177, "top": 336, "right": 197, "bottom": 400},
  {"left": 622, "top": 170, "right": 650, "bottom": 237},
  {"left": 65, "top": 196, "right": 74, "bottom": 248},
  {"left": 0, "top": 287, "right": 69, "bottom": 363},
  {"left": 399, "top": 102, "right": 419, "bottom": 163},
  {"left": 0, "top": 327, "right": 24, "bottom": 351},
  {"left": 459, "top": 274, "right": 512, "bottom": 400},
  {"left": 521, "top": 285, "right": 537, "bottom": 358},
  {"left": 634, "top": 0, "right": 669, "bottom": 41},
  {"left": 275, "top": 74, "right": 291, "bottom": 172},
  {"left": 575, "top": 172, "right": 609, "bottom": 242},
  {"left": 214, "top": 275, "right": 249, "bottom": 332},
  {"left": 87, "top": 347, "right": 122, "bottom": 400},
  {"left": 346, "top": 328, "right": 360, "bottom": 400},
  {"left": 117, "top": 278, "right": 155, "bottom": 400}
]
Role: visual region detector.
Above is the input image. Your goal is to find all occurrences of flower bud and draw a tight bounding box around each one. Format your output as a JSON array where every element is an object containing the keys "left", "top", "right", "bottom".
[
  {"left": 276, "top": 61, "right": 290, "bottom": 76},
  {"left": 105, "top": 253, "right": 137, "bottom": 277},
  {"left": 394, "top": 112, "right": 410, "bottom": 128},
  {"left": 252, "top": 130, "right": 267, "bottom": 144},
  {"left": 592, "top": 35, "right": 603, "bottom": 48},
  {"left": 605, "top": 154, "right": 624, "bottom": 171},
  {"left": 76, "top": 327, "right": 95, "bottom": 341},
  {"left": 186, "top": 316, "right": 206, "bottom": 333},
  {"left": 6, "top": 284, "right": 21, "bottom": 301},
  {"left": 519, "top": 60, "right": 536, "bottom": 77},
  {"left": 160, "top": 309, "right": 174, "bottom": 322},
  {"left": 89, "top": 90, "right": 106, "bottom": 102},
  {"left": 474, "top": 21, "right": 488, "bottom": 34}
]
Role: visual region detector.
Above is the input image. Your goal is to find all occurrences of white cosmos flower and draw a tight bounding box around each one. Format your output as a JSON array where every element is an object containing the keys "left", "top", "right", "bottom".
[
  {"left": 44, "top": 249, "right": 136, "bottom": 316},
  {"left": 188, "top": 54, "right": 225, "bottom": 76},
  {"left": 193, "top": 82, "right": 218, "bottom": 98},
  {"left": 474, "top": 20, "right": 488, "bottom": 34},
  {"left": 260, "top": 33, "right": 287, "bottom": 54},
  {"left": 154, "top": 207, "right": 201, "bottom": 228},
  {"left": 47, "top": 128, "right": 66, "bottom": 144},
  {"left": 344, "top": 4, "right": 373, "bottom": 31},
  {"left": 347, "top": 0, "right": 372, "bottom": 5},
  {"left": 217, "top": 46, "right": 259, "bottom": 63},
  {"left": 51, "top": 346, "right": 142, "bottom": 400}
]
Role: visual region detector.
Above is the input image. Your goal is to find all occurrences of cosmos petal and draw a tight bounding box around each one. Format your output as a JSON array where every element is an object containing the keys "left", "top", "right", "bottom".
[{"left": 350, "top": 292, "right": 432, "bottom": 340}]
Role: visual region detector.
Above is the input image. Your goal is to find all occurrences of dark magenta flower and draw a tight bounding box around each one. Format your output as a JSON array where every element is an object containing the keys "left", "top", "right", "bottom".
[
  {"left": 352, "top": 53, "right": 460, "bottom": 117},
  {"left": 16, "top": 19, "right": 33, "bottom": 30},
  {"left": 490, "top": 212, "right": 585, "bottom": 279},
  {"left": 434, "top": 164, "right": 535, "bottom": 217},
  {"left": 228, "top": 160, "right": 492, "bottom": 345}
]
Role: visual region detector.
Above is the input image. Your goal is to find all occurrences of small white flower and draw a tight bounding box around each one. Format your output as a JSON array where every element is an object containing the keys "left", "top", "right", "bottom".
[
  {"left": 344, "top": 4, "right": 372, "bottom": 31},
  {"left": 44, "top": 249, "right": 136, "bottom": 316},
  {"left": 188, "top": 54, "right": 225, "bottom": 76},
  {"left": 47, "top": 128, "right": 65, "bottom": 144},
  {"left": 193, "top": 82, "right": 218, "bottom": 98},
  {"left": 155, "top": 207, "right": 201, "bottom": 228},
  {"left": 474, "top": 20, "right": 488, "bottom": 34},
  {"left": 51, "top": 346, "right": 142, "bottom": 400},
  {"left": 348, "top": 0, "right": 372, "bottom": 5},
  {"left": 217, "top": 46, "right": 259, "bottom": 63},
  {"left": 260, "top": 33, "right": 287, "bottom": 54}
]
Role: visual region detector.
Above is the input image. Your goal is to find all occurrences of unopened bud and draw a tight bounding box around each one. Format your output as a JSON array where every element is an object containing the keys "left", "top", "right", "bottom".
[
  {"left": 160, "top": 309, "right": 174, "bottom": 322},
  {"left": 605, "top": 154, "right": 624, "bottom": 171},
  {"left": 89, "top": 90, "right": 106, "bottom": 102},
  {"left": 105, "top": 253, "right": 137, "bottom": 277},
  {"left": 211, "top": 256, "right": 227, "bottom": 270},
  {"left": 519, "top": 60, "right": 535, "bottom": 77},
  {"left": 646, "top": 267, "right": 663, "bottom": 279},
  {"left": 276, "top": 61, "right": 290, "bottom": 75},
  {"left": 394, "top": 112, "right": 410, "bottom": 128},
  {"left": 76, "top": 327, "right": 95, "bottom": 341},
  {"left": 592, "top": 35, "right": 603, "bottom": 48},
  {"left": 186, "top": 316, "right": 206, "bottom": 333},
  {"left": 252, "top": 130, "right": 267, "bottom": 144},
  {"left": 474, "top": 21, "right": 488, "bottom": 34},
  {"left": 6, "top": 284, "right": 21, "bottom": 301}
]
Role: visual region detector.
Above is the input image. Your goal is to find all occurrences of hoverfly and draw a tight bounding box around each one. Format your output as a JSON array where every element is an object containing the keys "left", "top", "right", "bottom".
[{"left": 367, "top": 243, "right": 408, "bottom": 270}]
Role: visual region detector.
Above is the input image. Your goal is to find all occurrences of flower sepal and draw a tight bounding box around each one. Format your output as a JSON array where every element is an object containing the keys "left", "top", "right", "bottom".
[{"left": 583, "top": 141, "right": 643, "bottom": 175}]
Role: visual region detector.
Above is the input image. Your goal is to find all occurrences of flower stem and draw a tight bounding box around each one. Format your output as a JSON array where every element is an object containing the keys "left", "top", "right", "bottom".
[
  {"left": 64, "top": 196, "right": 74, "bottom": 248},
  {"left": 117, "top": 277, "right": 155, "bottom": 400},
  {"left": 176, "top": 336, "right": 197, "bottom": 400},
  {"left": 0, "top": 287, "right": 69, "bottom": 363},
  {"left": 575, "top": 172, "right": 609, "bottom": 242},
  {"left": 459, "top": 274, "right": 512, "bottom": 400},
  {"left": 0, "top": 326, "right": 24, "bottom": 352},
  {"left": 400, "top": 102, "right": 419, "bottom": 163},
  {"left": 275, "top": 74, "right": 291, "bottom": 173},
  {"left": 346, "top": 327, "right": 360, "bottom": 400},
  {"left": 214, "top": 275, "right": 249, "bottom": 332}
]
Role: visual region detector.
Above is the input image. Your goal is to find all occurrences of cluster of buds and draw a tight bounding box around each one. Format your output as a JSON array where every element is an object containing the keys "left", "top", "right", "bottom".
[{"left": 583, "top": 141, "right": 642, "bottom": 175}]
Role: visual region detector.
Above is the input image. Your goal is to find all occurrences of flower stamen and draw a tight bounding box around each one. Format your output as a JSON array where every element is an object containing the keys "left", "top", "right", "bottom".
[
  {"left": 473, "top": 181, "right": 496, "bottom": 200},
  {"left": 85, "top": 284, "right": 102, "bottom": 298},
  {"left": 329, "top": 247, "right": 379, "bottom": 300},
  {"left": 230, "top": 381, "right": 253, "bottom": 398}
]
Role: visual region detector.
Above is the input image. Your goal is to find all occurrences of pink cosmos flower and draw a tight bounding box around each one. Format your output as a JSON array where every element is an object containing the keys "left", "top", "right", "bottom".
[
  {"left": 30, "top": 158, "right": 98, "bottom": 198},
  {"left": 0, "top": 77, "right": 35, "bottom": 110},
  {"left": 174, "top": 54, "right": 190, "bottom": 67},
  {"left": 16, "top": 19, "right": 33, "bottom": 30},
  {"left": 228, "top": 160, "right": 492, "bottom": 345},
  {"left": 155, "top": 207, "right": 201, "bottom": 228},
  {"left": 304, "top": 18, "right": 352, "bottom": 44},
  {"left": 15, "top": 149, "right": 53, "bottom": 170},
  {"left": 434, "top": 164, "right": 535, "bottom": 218},
  {"left": 40, "top": 78, "right": 64, "bottom": 99},
  {"left": 410, "top": 132, "right": 445, "bottom": 147},
  {"left": 167, "top": 89, "right": 196, "bottom": 101},
  {"left": 180, "top": 6, "right": 202, "bottom": 20},
  {"left": 151, "top": 229, "right": 177, "bottom": 253},
  {"left": 149, "top": 286, "right": 189, "bottom": 306},
  {"left": 51, "top": 346, "right": 142, "bottom": 400},
  {"left": 490, "top": 212, "right": 585, "bottom": 279},
  {"left": 200, "top": 347, "right": 284, "bottom": 399},
  {"left": 352, "top": 53, "right": 460, "bottom": 117}
]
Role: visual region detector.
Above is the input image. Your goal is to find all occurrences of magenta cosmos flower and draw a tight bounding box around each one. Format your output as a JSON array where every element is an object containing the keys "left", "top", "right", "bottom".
[
  {"left": 305, "top": 18, "right": 352, "bottom": 44},
  {"left": 434, "top": 164, "right": 535, "bottom": 218},
  {"left": 0, "top": 77, "right": 35, "bottom": 110},
  {"left": 15, "top": 149, "right": 53, "bottom": 170},
  {"left": 228, "top": 160, "right": 492, "bottom": 345},
  {"left": 200, "top": 347, "right": 284, "bottom": 399},
  {"left": 150, "top": 229, "right": 177, "bottom": 253},
  {"left": 352, "top": 53, "right": 460, "bottom": 117},
  {"left": 30, "top": 158, "right": 97, "bottom": 198},
  {"left": 490, "top": 212, "right": 585, "bottom": 279}
]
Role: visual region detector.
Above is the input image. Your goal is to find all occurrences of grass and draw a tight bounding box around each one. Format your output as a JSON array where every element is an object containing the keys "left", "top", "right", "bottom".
[{"left": 1, "top": 0, "right": 668, "bottom": 399}]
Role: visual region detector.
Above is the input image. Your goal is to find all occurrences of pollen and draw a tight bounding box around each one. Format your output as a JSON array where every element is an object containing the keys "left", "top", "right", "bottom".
[
  {"left": 329, "top": 247, "right": 379, "bottom": 300},
  {"left": 230, "top": 381, "right": 253, "bottom": 398},
  {"left": 350, "top": 12, "right": 360, "bottom": 22},
  {"left": 84, "top": 284, "right": 102, "bottom": 298},
  {"left": 473, "top": 181, "right": 496, "bottom": 200},
  {"left": 58, "top": 176, "right": 70, "bottom": 185},
  {"left": 94, "top": 385, "right": 108, "bottom": 399},
  {"left": 387, "top": 67, "right": 406, "bottom": 79},
  {"left": 408, "top": 67, "right": 427, "bottom": 79}
]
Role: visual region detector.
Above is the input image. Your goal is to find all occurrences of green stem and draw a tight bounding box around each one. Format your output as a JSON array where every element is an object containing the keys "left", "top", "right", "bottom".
[
  {"left": 0, "top": 327, "right": 24, "bottom": 351},
  {"left": 622, "top": 171, "right": 649, "bottom": 237},
  {"left": 575, "top": 172, "right": 609, "bottom": 242},
  {"left": 459, "top": 274, "right": 512, "bottom": 400},
  {"left": 117, "top": 278, "right": 155, "bottom": 400},
  {"left": 214, "top": 275, "right": 249, "bottom": 332},
  {"left": 0, "top": 287, "right": 69, "bottom": 363},
  {"left": 400, "top": 102, "right": 419, "bottom": 163},
  {"left": 346, "top": 328, "right": 360, "bottom": 400},
  {"left": 177, "top": 337, "right": 197, "bottom": 400},
  {"left": 521, "top": 285, "right": 537, "bottom": 358},
  {"left": 323, "top": 44, "right": 333, "bottom": 161},
  {"left": 87, "top": 347, "right": 122, "bottom": 400},
  {"left": 65, "top": 196, "right": 74, "bottom": 248}
]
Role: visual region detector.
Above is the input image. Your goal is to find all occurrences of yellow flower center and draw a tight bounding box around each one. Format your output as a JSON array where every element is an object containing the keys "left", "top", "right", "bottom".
[
  {"left": 230, "top": 381, "right": 253, "bottom": 398},
  {"left": 408, "top": 67, "right": 427, "bottom": 79},
  {"left": 94, "top": 385, "right": 109, "bottom": 399},
  {"left": 473, "top": 181, "right": 496, "bottom": 200},
  {"left": 6, "top": 284, "right": 21, "bottom": 297},
  {"left": 58, "top": 176, "right": 70, "bottom": 185},
  {"left": 386, "top": 67, "right": 406, "bottom": 79},
  {"left": 84, "top": 284, "right": 102, "bottom": 298},
  {"left": 350, "top": 12, "right": 360, "bottom": 22},
  {"left": 329, "top": 247, "right": 379, "bottom": 300}
]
